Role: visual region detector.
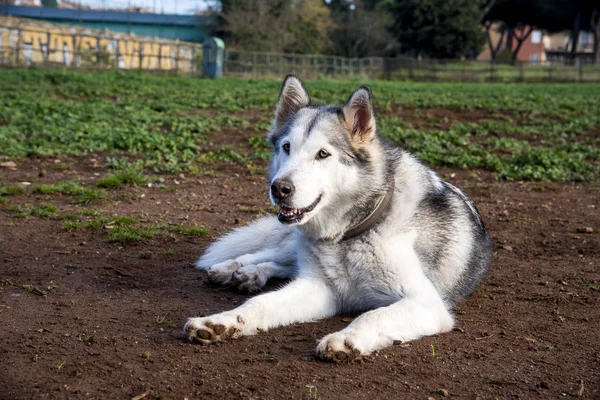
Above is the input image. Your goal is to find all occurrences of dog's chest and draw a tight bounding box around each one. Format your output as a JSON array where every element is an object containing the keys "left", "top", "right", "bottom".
[{"left": 303, "top": 237, "right": 403, "bottom": 312}]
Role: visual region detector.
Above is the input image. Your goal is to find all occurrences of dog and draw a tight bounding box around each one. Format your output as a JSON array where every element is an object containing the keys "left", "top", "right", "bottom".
[{"left": 184, "top": 75, "right": 492, "bottom": 362}]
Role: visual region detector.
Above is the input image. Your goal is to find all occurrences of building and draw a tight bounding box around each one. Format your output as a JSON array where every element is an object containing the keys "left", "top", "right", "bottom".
[
  {"left": 0, "top": 4, "right": 216, "bottom": 43},
  {"left": 479, "top": 24, "right": 595, "bottom": 64}
]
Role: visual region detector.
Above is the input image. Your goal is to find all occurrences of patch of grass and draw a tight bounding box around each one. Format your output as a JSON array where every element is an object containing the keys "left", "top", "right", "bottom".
[
  {"left": 106, "top": 224, "right": 159, "bottom": 243},
  {"left": 588, "top": 281, "right": 600, "bottom": 291},
  {"left": 105, "top": 215, "right": 138, "bottom": 226},
  {"left": 71, "top": 188, "right": 107, "bottom": 205},
  {"left": 23, "top": 284, "right": 46, "bottom": 296},
  {"left": 8, "top": 205, "right": 22, "bottom": 213},
  {"left": 248, "top": 135, "right": 271, "bottom": 160},
  {"left": 96, "top": 168, "right": 149, "bottom": 189},
  {"left": 2, "top": 68, "right": 599, "bottom": 180},
  {"left": 199, "top": 148, "right": 249, "bottom": 164},
  {"left": 31, "top": 204, "right": 57, "bottom": 218},
  {"left": 261, "top": 351, "right": 280, "bottom": 364},
  {"left": 15, "top": 203, "right": 57, "bottom": 218},
  {"left": 85, "top": 219, "right": 103, "bottom": 229},
  {"left": 61, "top": 220, "right": 83, "bottom": 231},
  {"left": 158, "top": 185, "right": 178, "bottom": 192},
  {"left": 95, "top": 175, "right": 122, "bottom": 189},
  {"left": 171, "top": 224, "right": 209, "bottom": 236},
  {"left": 80, "top": 208, "right": 102, "bottom": 216},
  {"left": 154, "top": 314, "right": 176, "bottom": 328},
  {"left": 306, "top": 385, "right": 319, "bottom": 400},
  {"left": 0, "top": 185, "right": 26, "bottom": 196},
  {"left": 56, "top": 212, "right": 78, "bottom": 221},
  {"left": 77, "top": 334, "right": 93, "bottom": 344},
  {"left": 143, "top": 351, "right": 153, "bottom": 362},
  {"left": 0, "top": 197, "right": 7, "bottom": 204},
  {"left": 33, "top": 182, "right": 108, "bottom": 205}
]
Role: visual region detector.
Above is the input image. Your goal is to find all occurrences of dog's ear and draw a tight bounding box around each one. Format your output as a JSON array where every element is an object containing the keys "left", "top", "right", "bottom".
[
  {"left": 274, "top": 75, "right": 310, "bottom": 128},
  {"left": 342, "top": 86, "right": 376, "bottom": 143}
]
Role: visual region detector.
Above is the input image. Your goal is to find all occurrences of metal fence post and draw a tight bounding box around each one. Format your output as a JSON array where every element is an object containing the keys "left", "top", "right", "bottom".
[{"left": 519, "top": 63, "right": 524, "bottom": 81}]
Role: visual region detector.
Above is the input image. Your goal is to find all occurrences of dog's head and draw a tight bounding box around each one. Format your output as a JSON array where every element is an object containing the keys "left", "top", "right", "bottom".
[{"left": 267, "top": 75, "right": 386, "bottom": 236}]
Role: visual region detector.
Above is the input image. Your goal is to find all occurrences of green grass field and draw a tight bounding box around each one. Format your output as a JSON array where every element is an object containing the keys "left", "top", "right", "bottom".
[{"left": 1, "top": 67, "right": 599, "bottom": 181}]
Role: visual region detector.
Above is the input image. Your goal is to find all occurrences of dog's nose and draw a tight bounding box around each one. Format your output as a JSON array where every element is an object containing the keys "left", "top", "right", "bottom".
[{"left": 271, "top": 179, "right": 294, "bottom": 199}]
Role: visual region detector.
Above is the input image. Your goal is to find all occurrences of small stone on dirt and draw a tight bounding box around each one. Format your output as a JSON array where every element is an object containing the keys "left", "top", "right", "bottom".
[
  {"left": 0, "top": 161, "right": 17, "bottom": 168},
  {"left": 438, "top": 388, "right": 449, "bottom": 397},
  {"left": 576, "top": 227, "right": 594, "bottom": 233}
]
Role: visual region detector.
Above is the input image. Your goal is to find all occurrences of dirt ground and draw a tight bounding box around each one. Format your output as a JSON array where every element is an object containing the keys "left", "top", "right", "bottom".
[{"left": 1, "top": 123, "right": 599, "bottom": 399}]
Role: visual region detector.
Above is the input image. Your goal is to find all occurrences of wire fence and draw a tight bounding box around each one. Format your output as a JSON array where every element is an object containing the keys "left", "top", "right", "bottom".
[
  {"left": 223, "top": 50, "right": 600, "bottom": 82},
  {"left": 223, "top": 49, "right": 383, "bottom": 79}
]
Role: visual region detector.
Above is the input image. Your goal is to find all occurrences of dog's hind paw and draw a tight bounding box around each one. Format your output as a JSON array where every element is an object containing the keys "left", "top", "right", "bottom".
[
  {"left": 232, "top": 264, "right": 268, "bottom": 292},
  {"left": 316, "top": 332, "right": 365, "bottom": 363},
  {"left": 206, "top": 260, "right": 242, "bottom": 285},
  {"left": 184, "top": 313, "right": 245, "bottom": 344}
]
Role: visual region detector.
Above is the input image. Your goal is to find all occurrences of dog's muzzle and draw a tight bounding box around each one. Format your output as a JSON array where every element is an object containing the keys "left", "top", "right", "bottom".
[{"left": 276, "top": 194, "right": 322, "bottom": 225}]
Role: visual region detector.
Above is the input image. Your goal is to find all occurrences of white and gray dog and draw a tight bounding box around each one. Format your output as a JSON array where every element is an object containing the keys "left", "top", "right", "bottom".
[{"left": 185, "top": 75, "right": 492, "bottom": 362}]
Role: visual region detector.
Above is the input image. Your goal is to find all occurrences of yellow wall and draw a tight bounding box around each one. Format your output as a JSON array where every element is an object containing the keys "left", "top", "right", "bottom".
[{"left": 0, "top": 16, "right": 202, "bottom": 71}]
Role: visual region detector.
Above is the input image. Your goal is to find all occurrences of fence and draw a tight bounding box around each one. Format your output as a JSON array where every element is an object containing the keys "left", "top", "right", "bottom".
[
  {"left": 223, "top": 49, "right": 384, "bottom": 79},
  {"left": 223, "top": 50, "right": 600, "bottom": 83},
  {"left": 381, "top": 57, "right": 600, "bottom": 83},
  {"left": 0, "top": 16, "right": 203, "bottom": 72}
]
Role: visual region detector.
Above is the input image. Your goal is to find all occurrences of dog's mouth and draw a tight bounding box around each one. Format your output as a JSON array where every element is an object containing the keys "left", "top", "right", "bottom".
[{"left": 277, "top": 195, "right": 322, "bottom": 224}]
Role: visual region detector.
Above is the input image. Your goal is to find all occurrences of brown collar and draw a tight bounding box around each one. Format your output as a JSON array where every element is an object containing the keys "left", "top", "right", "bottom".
[{"left": 341, "top": 178, "right": 395, "bottom": 241}]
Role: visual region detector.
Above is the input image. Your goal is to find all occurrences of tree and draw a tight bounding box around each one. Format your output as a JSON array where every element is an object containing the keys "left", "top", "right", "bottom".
[
  {"left": 41, "top": 0, "right": 58, "bottom": 7},
  {"left": 327, "top": 0, "right": 398, "bottom": 58},
  {"left": 591, "top": 8, "right": 600, "bottom": 64},
  {"left": 216, "top": 0, "right": 333, "bottom": 54},
  {"left": 380, "top": 0, "right": 487, "bottom": 59},
  {"left": 285, "top": 0, "right": 334, "bottom": 54}
]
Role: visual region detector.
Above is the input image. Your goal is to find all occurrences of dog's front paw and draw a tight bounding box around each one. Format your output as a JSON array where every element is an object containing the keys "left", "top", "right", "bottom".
[
  {"left": 232, "top": 264, "right": 268, "bottom": 292},
  {"left": 206, "top": 260, "right": 242, "bottom": 285},
  {"left": 184, "top": 313, "right": 245, "bottom": 344},
  {"left": 316, "top": 331, "right": 367, "bottom": 363}
]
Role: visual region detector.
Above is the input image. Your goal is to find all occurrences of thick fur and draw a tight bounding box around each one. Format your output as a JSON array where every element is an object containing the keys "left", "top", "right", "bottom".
[{"left": 186, "top": 75, "right": 492, "bottom": 362}]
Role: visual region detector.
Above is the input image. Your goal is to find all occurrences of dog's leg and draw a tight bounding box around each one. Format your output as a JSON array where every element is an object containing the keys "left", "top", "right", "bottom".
[
  {"left": 197, "top": 216, "right": 296, "bottom": 289},
  {"left": 232, "top": 261, "right": 291, "bottom": 292},
  {"left": 205, "top": 238, "right": 296, "bottom": 290},
  {"left": 196, "top": 216, "right": 293, "bottom": 270},
  {"left": 315, "top": 280, "right": 453, "bottom": 363},
  {"left": 185, "top": 277, "right": 337, "bottom": 343}
]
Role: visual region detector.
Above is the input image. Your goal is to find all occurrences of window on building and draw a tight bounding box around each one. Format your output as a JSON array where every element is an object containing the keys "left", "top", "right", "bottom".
[
  {"left": 531, "top": 30, "right": 542, "bottom": 44},
  {"left": 529, "top": 53, "right": 540, "bottom": 65},
  {"left": 580, "top": 32, "right": 590, "bottom": 45}
]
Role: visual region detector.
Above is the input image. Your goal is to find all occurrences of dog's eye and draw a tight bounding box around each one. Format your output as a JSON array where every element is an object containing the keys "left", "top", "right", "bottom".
[
  {"left": 282, "top": 142, "right": 290, "bottom": 153},
  {"left": 317, "top": 149, "right": 330, "bottom": 159}
]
